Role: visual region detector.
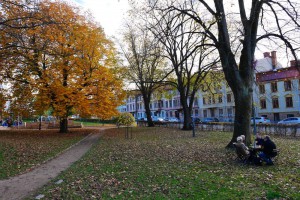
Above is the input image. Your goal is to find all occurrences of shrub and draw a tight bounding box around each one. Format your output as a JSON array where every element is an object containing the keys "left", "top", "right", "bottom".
[{"left": 116, "top": 113, "right": 136, "bottom": 127}]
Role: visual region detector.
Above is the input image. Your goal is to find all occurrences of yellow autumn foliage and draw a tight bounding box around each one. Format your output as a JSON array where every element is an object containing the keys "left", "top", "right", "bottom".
[{"left": 0, "top": 0, "right": 125, "bottom": 127}]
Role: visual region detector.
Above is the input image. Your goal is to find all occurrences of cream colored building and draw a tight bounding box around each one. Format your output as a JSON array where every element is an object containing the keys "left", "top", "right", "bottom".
[{"left": 122, "top": 52, "right": 300, "bottom": 122}]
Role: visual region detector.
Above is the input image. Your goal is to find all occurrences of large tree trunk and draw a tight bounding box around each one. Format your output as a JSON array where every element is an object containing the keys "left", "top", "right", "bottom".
[
  {"left": 222, "top": 51, "right": 254, "bottom": 148},
  {"left": 227, "top": 87, "right": 252, "bottom": 147},
  {"left": 179, "top": 90, "right": 193, "bottom": 130},
  {"left": 182, "top": 107, "right": 192, "bottom": 130},
  {"left": 143, "top": 95, "right": 155, "bottom": 127},
  {"left": 59, "top": 117, "right": 68, "bottom": 133}
]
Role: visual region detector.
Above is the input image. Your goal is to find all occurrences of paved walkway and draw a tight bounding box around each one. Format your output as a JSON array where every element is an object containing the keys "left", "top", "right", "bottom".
[{"left": 0, "top": 127, "right": 109, "bottom": 200}]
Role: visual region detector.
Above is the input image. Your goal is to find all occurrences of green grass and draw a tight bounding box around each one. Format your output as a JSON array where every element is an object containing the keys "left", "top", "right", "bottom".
[
  {"left": 0, "top": 128, "right": 95, "bottom": 179},
  {"left": 32, "top": 127, "right": 300, "bottom": 199},
  {"left": 73, "top": 120, "right": 115, "bottom": 127}
]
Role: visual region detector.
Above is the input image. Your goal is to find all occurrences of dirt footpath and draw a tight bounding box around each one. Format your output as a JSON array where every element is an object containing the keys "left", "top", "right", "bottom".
[{"left": 0, "top": 128, "right": 109, "bottom": 200}]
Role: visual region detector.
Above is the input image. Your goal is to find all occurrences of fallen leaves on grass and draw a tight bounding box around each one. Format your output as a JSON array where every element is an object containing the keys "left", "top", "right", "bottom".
[
  {"left": 0, "top": 128, "right": 96, "bottom": 179},
  {"left": 34, "top": 127, "right": 300, "bottom": 199}
]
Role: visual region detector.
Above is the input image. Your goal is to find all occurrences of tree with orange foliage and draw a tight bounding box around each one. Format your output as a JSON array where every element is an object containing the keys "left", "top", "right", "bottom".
[{"left": 0, "top": 0, "right": 125, "bottom": 132}]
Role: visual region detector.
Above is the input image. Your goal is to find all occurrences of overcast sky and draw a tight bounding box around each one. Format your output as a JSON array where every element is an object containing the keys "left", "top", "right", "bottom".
[
  {"left": 70, "top": 0, "right": 294, "bottom": 67},
  {"left": 73, "top": 0, "right": 130, "bottom": 38}
]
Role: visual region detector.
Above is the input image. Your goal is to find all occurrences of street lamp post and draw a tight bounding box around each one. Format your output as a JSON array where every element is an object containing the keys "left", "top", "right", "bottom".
[
  {"left": 252, "top": 96, "right": 257, "bottom": 147},
  {"left": 192, "top": 119, "right": 195, "bottom": 137}
]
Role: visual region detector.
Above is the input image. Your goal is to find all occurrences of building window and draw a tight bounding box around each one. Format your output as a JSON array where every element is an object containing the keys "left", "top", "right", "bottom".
[
  {"left": 203, "top": 97, "right": 206, "bottom": 105},
  {"left": 286, "top": 96, "right": 293, "bottom": 107},
  {"left": 259, "top": 84, "right": 265, "bottom": 94},
  {"left": 218, "top": 95, "right": 223, "bottom": 103},
  {"left": 284, "top": 80, "right": 292, "bottom": 91},
  {"left": 194, "top": 98, "right": 198, "bottom": 106},
  {"left": 227, "top": 108, "right": 233, "bottom": 117},
  {"left": 271, "top": 82, "right": 278, "bottom": 93},
  {"left": 195, "top": 109, "right": 199, "bottom": 116},
  {"left": 227, "top": 94, "right": 231, "bottom": 103},
  {"left": 208, "top": 96, "right": 212, "bottom": 104},
  {"left": 203, "top": 110, "right": 207, "bottom": 117},
  {"left": 212, "top": 96, "right": 216, "bottom": 104},
  {"left": 272, "top": 97, "right": 279, "bottom": 108},
  {"left": 260, "top": 99, "right": 266, "bottom": 109},
  {"left": 219, "top": 109, "right": 223, "bottom": 117}
]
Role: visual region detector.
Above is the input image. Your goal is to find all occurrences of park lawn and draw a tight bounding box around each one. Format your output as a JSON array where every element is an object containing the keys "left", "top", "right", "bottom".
[
  {"left": 33, "top": 127, "right": 300, "bottom": 200},
  {"left": 73, "top": 120, "right": 115, "bottom": 127},
  {"left": 0, "top": 128, "right": 96, "bottom": 179}
]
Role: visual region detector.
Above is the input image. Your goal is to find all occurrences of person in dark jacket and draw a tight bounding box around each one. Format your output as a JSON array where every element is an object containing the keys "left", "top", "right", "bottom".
[
  {"left": 259, "top": 135, "right": 277, "bottom": 165},
  {"left": 255, "top": 133, "right": 264, "bottom": 146}
]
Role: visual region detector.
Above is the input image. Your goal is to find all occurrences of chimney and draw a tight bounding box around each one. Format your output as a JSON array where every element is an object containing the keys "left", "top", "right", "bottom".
[
  {"left": 263, "top": 52, "right": 270, "bottom": 58},
  {"left": 290, "top": 60, "right": 296, "bottom": 67},
  {"left": 290, "top": 60, "right": 300, "bottom": 67},
  {"left": 271, "top": 51, "right": 277, "bottom": 69}
]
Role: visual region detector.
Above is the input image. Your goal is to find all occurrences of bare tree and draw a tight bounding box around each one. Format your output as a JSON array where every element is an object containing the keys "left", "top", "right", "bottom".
[
  {"left": 163, "top": 0, "right": 300, "bottom": 146},
  {"left": 146, "top": 5, "right": 219, "bottom": 130},
  {"left": 120, "top": 25, "right": 171, "bottom": 127}
]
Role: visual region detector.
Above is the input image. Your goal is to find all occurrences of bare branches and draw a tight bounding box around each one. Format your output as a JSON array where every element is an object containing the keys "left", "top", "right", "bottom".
[
  {"left": 256, "top": 33, "right": 298, "bottom": 61},
  {"left": 119, "top": 21, "right": 171, "bottom": 125},
  {"left": 269, "top": 0, "right": 300, "bottom": 27},
  {"left": 238, "top": 0, "right": 248, "bottom": 27},
  {"left": 256, "top": 0, "right": 300, "bottom": 62}
]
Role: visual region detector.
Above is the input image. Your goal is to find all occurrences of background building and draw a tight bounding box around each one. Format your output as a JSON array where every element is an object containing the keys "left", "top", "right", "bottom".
[
  {"left": 120, "top": 52, "right": 300, "bottom": 122},
  {"left": 254, "top": 58, "right": 300, "bottom": 121}
]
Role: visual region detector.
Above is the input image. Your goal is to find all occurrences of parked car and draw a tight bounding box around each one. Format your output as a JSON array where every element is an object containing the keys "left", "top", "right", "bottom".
[
  {"left": 136, "top": 117, "right": 144, "bottom": 121},
  {"left": 202, "top": 117, "right": 219, "bottom": 123},
  {"left": 152, "top": 116, "right": 164, "bottom": 122},
  {"left": 168, "top": 117, "right": 180, "bottom": 122},
  {"left": 251, "top": 117, "right": 271, "bottom": 124},
  {"left": 191, "top": 117, "right": 201, "bottom": 123},
  {"left": 278, "top": 117, "right": 300, "bottom": 125}
]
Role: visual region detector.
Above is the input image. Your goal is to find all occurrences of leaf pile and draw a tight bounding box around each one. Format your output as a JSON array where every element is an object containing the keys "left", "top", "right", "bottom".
[
  {"left": 0, "top": 128, "right": 95, "bottom": 179},
  {"left": 34, "top": 127, "right": 300, "bottom": 199}
]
